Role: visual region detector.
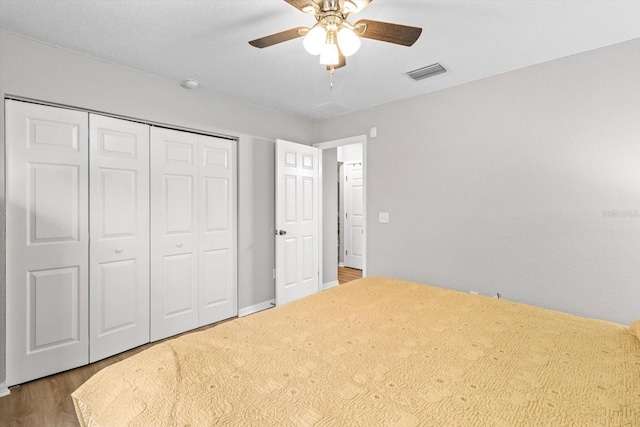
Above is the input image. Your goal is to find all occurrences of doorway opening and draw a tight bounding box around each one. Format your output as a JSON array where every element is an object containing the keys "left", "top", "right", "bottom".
[
  {"left": 314, "top": 135, "right": 367, "bottom": 290},
  {"left": 338, "top": 146, "right": 364, "bottom": 270}
]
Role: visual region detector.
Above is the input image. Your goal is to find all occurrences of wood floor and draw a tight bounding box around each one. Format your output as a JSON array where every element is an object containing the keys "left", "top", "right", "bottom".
[
  {"left": 0, "top": 320, "right": 230, "bottom": 427},
  {"left": 338, "top": 266, "right": 362, "bottom": 284}
]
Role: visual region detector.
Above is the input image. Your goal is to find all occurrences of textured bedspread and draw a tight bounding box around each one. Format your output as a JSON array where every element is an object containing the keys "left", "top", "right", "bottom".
[{"left": 72, "top": 277, "right": 640, "bottom": 426}]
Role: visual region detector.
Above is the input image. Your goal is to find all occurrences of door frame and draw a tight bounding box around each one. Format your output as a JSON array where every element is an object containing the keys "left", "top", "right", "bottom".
[{"left": 313, "top": 134, "right": 368, "bottom": 288}]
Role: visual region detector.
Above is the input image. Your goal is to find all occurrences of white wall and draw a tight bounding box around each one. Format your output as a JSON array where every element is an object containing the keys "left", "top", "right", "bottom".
[
  {"left": 0, "top": 31, "right": 313, "bottom": 385},
  {"left": 314, "top": 37, "right": 640, "bottom": 326}
]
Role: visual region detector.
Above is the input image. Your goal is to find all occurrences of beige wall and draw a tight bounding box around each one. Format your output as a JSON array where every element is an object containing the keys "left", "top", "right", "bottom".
[
  {"left": 314, "top": 37, "right": 640, "bottom": 327},
  {"left": 0, "top": 31, "right": 313, "bottom": 385}
]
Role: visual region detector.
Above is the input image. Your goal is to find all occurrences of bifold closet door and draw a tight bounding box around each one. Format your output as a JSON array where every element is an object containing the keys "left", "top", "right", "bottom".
[
  {"left": 150, "top": 128, "right": 237, "bottom": 341},
  {"left": 89, "top": 114, "right": 150, "bottom": 363},
  {"left": 150, "top": 128, "right": 200, "bottom": 341},
  {"left": 6, "top": 100, "right": 89, "bottom": 386},
  {"left": 198, "top": 135, "right": 237, "bottom": 326}
]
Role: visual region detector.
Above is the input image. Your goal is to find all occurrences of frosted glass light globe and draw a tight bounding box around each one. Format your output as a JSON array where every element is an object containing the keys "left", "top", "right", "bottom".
[
  {"left": 304, "top": 26, "right": 327, "bottom": 56},
  {"left": 319, "top": 42, "right": 339, "bottom": 65},
  {"left": 337, "top": 27, "right": 361, "bottom": 56}
]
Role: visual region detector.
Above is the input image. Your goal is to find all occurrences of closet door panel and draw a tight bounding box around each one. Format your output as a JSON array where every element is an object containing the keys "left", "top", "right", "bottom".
[
  {"left": 198, "top": 136, "right": 237, "bottom": 326},
  {"left": 6, "top": 100, "right": 89, "bottom": 387},
  {"left": 202, "top": 249, "right": 230, "bottom": 309},
  {"left": 162, "top": 253, "right": 197, "bottom": 315},
  {"left": 89, "top": 114, "right": 150, "bottom": 363},
  {"left": 150, "top": 128, "right": 199, "bottom": 341}
]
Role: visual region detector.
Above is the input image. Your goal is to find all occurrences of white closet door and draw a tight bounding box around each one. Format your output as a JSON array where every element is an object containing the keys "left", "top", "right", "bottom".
[
  {"left": 89, "top": 114, "right": 150, "bottom": 362},
  {"left": 6, "top": 100, "right": 89, "bottom": 386},
  {"left": 150, "top": 127, "right": 199, "bottom": 341},
  {"left": 198, "top": 135, "right": 237, "bottom": 325}
]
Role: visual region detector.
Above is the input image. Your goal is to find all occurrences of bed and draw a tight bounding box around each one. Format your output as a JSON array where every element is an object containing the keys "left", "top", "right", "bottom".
[{"left": 72, "top": 277, "right": 640, "bottom": 426}]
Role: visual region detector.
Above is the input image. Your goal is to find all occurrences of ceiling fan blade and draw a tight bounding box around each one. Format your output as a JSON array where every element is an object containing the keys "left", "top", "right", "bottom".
[
  {"left": 249, "top": 27, "right": 308, "bottom": 49},
  {"left": 284, "top": 0, "right": 318, "bottom": 13},
  {"left": 355, "top": 19, "right": 422, "bottom": 47},
  {"left": 326, "top": 52, "right": 346, "bottom": 71}
]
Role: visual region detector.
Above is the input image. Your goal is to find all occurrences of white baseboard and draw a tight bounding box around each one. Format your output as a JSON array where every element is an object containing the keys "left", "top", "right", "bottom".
[
  {"left": 0, "top": 382, "right": 10, "bottom": 398},
  {"left": 238, "top": 299, "right": 275, "bottom": 317},
  {"left": 321, "top": 280, "right": 340, "bottom": 291},
  {"left": 338, "top": 262, "right": 345, "bottom": 267}
]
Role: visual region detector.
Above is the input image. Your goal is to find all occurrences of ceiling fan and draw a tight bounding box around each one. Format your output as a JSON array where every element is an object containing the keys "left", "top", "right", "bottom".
[{"left": 249, "top": 0, "right": 423, "bottom": 72}]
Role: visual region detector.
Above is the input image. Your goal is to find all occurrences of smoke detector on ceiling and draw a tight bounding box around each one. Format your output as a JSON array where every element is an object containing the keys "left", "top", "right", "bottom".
[{"left": 181, "top": 79, "right": 199, "bottom": 89}]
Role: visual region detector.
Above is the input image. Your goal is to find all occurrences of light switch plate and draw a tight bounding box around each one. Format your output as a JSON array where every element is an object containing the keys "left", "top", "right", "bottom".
[{"left": 379, "top": 212, "right": 389, "bottom": 223}]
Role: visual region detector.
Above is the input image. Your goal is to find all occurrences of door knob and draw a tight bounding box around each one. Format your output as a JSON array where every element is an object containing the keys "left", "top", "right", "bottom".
[
  {"left": 115, "top": 248, "right": 123, "bottom": 254},
  {"left": 176, "top": 243, "right": 183, "bottom": 248},
  {"left": 279, "top": 230, "right": 287, "bottom": 236}
]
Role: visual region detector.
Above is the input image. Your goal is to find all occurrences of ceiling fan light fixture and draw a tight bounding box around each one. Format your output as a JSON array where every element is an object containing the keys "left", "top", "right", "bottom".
[
  {"left": 303, "top": 25, "right": 327, "bottom": 55},
  {"left": 301, "top": 4, "right": 316, "bottom": 14},
  {"left": 342, "top": 0, "right": 358, "bottom": 14},
  {"left": 337, "top": 26, "right": 361, "bottom": 56},
  {"left": 319, "top": 42, "right": 340, "bottom": 65},
  {"left": 249, "top": 0, "right": 423, "bottom": 76}
]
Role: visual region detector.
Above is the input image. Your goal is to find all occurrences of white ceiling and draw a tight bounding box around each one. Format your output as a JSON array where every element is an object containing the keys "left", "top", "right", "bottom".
[{"left": 1, "top": 0, "right": 640, "bottom": 121}]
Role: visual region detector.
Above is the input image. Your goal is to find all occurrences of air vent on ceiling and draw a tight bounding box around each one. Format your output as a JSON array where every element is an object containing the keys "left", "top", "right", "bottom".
[
  {"left": 313, "top": 102, "right": 350, "bottom": 117},
  {"left": 406, "top": 63, "right": 446, "bottom": 81}
]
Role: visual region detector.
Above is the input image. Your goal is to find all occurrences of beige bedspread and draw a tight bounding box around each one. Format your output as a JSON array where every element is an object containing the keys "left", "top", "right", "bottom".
[{"left": 73, "top": 277, "right": 640, "bottom": 426}]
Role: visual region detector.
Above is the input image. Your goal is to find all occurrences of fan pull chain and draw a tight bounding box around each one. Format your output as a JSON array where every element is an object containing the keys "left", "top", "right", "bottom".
[{"left": 329, "top": 67, "right": 334, "bottom": 90}]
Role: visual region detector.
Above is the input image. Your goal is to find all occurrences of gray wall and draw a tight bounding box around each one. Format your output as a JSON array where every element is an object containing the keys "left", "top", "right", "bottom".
[
  {"left": 2, "top": 28, "right": 640, "bottom": 388},
  {"left": 0, "top": 31, "right": 313, "bottom": 385},
  {"left": 322, "top": 148, "right": 338, "bottom": 286},
  {"left": 238, "top": 138, "right": 276, "bottom": 307},
  {"left": 314, "top": 37, "right": 640, "bottom": 326}
]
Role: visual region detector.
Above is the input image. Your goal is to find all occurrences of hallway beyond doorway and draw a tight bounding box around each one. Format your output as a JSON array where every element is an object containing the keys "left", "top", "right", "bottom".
[{"left": 338, "top": 267, "right": 362, "bottom": 284}]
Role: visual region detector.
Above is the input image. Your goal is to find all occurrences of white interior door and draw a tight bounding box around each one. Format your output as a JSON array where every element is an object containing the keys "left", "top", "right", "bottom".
[
  {"left": 6, "top": 100, "right": 89, "bottom": 386},
  {"left": 198, "top": 135, "right": 237, "bottom": 325},
  {"left": 89, "top": 114, "right": 150, "bottom": 362},
  {"left": 344, "top": 162, "right": 364, "bottom": 269},
  {"left": 150, "top": 127, "right": 199, "bottom": 341},
  {"left": 275, "top": 139, "right": 320, "bottom": 306}
]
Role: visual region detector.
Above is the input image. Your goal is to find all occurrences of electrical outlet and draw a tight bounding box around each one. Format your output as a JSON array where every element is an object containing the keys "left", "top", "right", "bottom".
[
  {"left": 379, "top": 212, "right": 389, "bottom": 223},
  {"left": 469, "top": 291, "right": 479, "bottom": 295}
]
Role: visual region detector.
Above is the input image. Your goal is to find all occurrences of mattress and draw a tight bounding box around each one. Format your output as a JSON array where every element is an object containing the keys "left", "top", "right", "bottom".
[{"left": 72, "top": 277, "right": 640, "bottom": 426}]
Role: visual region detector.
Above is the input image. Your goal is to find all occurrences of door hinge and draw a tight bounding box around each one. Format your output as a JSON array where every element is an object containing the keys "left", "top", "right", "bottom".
[
  {"left": 346, "top": 175, "right": 348, "bottom": 181},
  {"left": 273, "top": 269, "right": 276, "bottom": 279},
  {"left": 346, "top": 250, "right": 348, "bottom": 255},
  {"left": 345, "top": 212, "right": 348, "bottom": 218}
]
